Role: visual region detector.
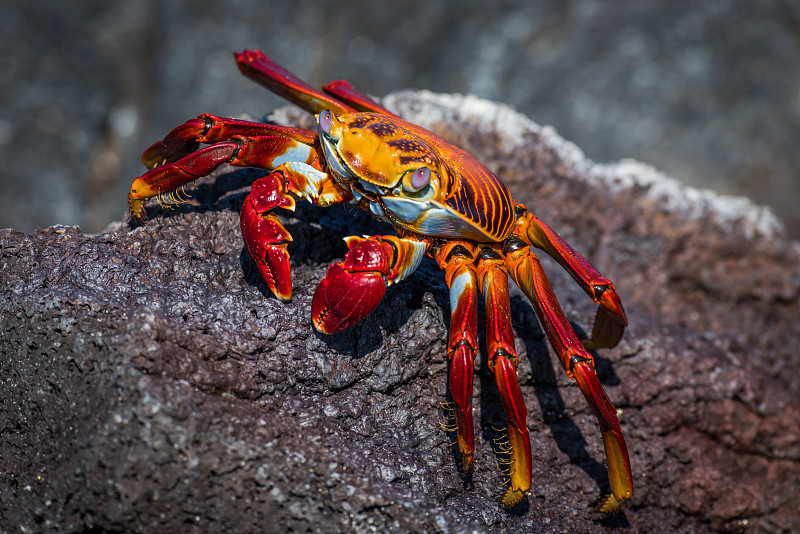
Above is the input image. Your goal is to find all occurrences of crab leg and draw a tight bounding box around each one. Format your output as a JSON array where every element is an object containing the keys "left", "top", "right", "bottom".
[
  {"left": 475, "top": 251, "right": 531, "bottom": 507},
  {"left": 505, "top": 246, "right": 632, "bottom": 513},
  {"left": 312, "top": 235, "right": 427, "bottom": 334},
  {"left": 129, "top": 128, "right": 320, "bottom": 220},
  {"left": 236, "top": 50, "right": 357, "bottom": 116},
  {"left": 322, "top": 80, "right": 398, "bottom": 117},
  {"left": 516, "top": 213, "right": 627, "bottom": 348},
  {"left": 236, "top": 50, "right": 398, "bottom": 119},
  {"left": 140, "top": 113, "right": 317, "bottom": 170},
  {"left": 434, "top": 243, "right": 480, "bottom": 472}
]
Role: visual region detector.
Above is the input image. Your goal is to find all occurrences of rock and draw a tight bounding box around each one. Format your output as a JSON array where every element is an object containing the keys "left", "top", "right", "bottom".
[{"left": 2, "top": 91, "right": 799, "bottom": 533}]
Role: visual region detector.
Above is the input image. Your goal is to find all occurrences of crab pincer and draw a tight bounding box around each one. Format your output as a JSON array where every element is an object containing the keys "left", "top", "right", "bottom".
[{"left": 312, "top": 235, "right": 426, "bottom": 334}]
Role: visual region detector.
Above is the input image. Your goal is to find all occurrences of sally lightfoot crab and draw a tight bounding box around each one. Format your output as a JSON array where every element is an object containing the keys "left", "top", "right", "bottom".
[{"left": 128, "top": 50, "right": 633, "bottom": 512}]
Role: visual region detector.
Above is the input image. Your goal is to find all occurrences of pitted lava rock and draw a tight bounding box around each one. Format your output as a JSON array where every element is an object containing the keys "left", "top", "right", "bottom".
[{"left": 2, "top": 92, "right": 799, "bottom": 533}]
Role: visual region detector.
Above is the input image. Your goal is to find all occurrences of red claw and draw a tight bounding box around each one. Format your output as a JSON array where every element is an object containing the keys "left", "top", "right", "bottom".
[
  {"left": 312, "top": 235, "right": 426, "bottom": 334},
  {"left": 240, "top": 173, "right": 296, "bottom": 301},
  {"left": 310, "top": 237, "right": 388, "bottom": 334},
  {"left": 240, "top": 202, "right": 293, "bottom": 301},
  {"left": 312, "top": 261, "right": 386, "bottom": 334}
]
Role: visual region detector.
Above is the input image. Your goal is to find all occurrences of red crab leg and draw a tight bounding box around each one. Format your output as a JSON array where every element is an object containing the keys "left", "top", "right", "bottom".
[
  {"left": 129, "top": 129, "right": 320, "bottom": 220},
  {"left": 312, "top": 235, "right": 427, "bottom": 334},
  {"left": 322, "top": 80, "right": 398, "bottom": 117},
  {"left": 515, "top": 213, "right": 628, "bottom": 349},
  {"left": 476, "top": 251, "right": 531, "bottom": 508},
  {"left": 434, "top": 243, "right": 479, "bottom": 472},
  {"left": 505, "top": 246, "right": 632, "bottom": 513},
  {"left": 140, "top": 113, "right": 317, "bottom": 170},
  {"left": 235, "top": 49, "right": 357, "bottom": 116}
]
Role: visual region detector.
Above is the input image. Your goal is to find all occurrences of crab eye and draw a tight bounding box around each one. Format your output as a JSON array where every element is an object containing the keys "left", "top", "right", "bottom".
[
  {"left": 319, "top": 110, "right": 333, "bottom": 134},
  {"left": 403, "top": 167, "right": 431, "bottom": 192}
]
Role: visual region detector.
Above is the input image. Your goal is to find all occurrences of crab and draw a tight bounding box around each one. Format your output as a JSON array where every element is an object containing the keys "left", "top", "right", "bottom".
[{"left": 127, "top": 50, "right": 633, "bottom": 512}]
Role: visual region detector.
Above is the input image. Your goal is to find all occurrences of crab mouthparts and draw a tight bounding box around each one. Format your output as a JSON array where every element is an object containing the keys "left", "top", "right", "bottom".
[
  {"left": 319, "top": 132, "right": 361, "bottom": 184},
  {"left": 319, "top": 132, "right": 393, "bottom": 200}
]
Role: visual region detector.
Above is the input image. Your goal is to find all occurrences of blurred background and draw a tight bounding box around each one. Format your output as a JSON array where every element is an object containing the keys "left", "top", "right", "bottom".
[{"left": 2, "top": 0, "right": 799, "bottom": 237}]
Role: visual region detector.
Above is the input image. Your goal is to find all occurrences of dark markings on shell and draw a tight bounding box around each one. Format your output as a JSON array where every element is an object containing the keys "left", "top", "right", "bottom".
[
  {"left": 386, "top": 139, "right": 426, "bottom": 154},
  {"left": 341, "top": 148, "right": 384, "bottom": 183},
  {"left": 347, "top": 116, "right": 372, "bottom": 129},
  {"left": 398, "top": 155, "right": 429, "bottom": 166},
  {"left": 367, "top": 121, "right": 399, "bottom": 139}
]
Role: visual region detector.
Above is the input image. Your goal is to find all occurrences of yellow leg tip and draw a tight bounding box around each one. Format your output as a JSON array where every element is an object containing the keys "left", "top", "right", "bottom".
[
  {"left": 128, "top": 198, "right": 146, "bottom": 221},
  {"left": 456, "top": 437, "right": 474, "bottom": 473},
  {"left": 598, "top": 491, "right": 629, "bottom": 514},
  {"left": 274, "top": 289, "right": 292, "bottom": 302},
  {"left": 460, "top": 452, "right": 474, "bottom": 473},
  {"left": 499, "top": 487, "right": 526, "bottom": 508}
]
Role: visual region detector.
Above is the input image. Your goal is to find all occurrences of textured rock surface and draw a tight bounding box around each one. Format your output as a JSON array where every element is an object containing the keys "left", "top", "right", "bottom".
[{"left": 2, "top": 92, "right": 799, "bottom": 533}]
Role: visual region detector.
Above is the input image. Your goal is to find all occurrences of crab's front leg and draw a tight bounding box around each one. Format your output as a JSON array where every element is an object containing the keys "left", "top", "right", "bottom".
[
  {"left": 312, "top": 235, "right": 428, "bottom": 334},
  {"left": 139, "top": 114, "right": 318, "bottom": 171},
  {"left": 128, "top": 117, "right": 318, "bottom": 221}
]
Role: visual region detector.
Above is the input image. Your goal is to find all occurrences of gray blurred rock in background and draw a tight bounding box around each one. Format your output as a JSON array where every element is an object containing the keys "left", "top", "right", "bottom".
[{"left": 2, "top": 0, "right": 799, "bottom": 236}]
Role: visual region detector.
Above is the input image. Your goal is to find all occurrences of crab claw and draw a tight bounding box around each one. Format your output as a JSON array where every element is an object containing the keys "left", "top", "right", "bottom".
[
  {"left": 312, "top": 235, "right": 427, "bottom": 334},
  {"left": 312, "top": 260, "right": 387, "bottom": 334},
  {"left": 240, "top": 172, "right": 297, "bottom": 301},
  {"left": 312, "top": 236, "right": 395, "bottom": 334}
]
